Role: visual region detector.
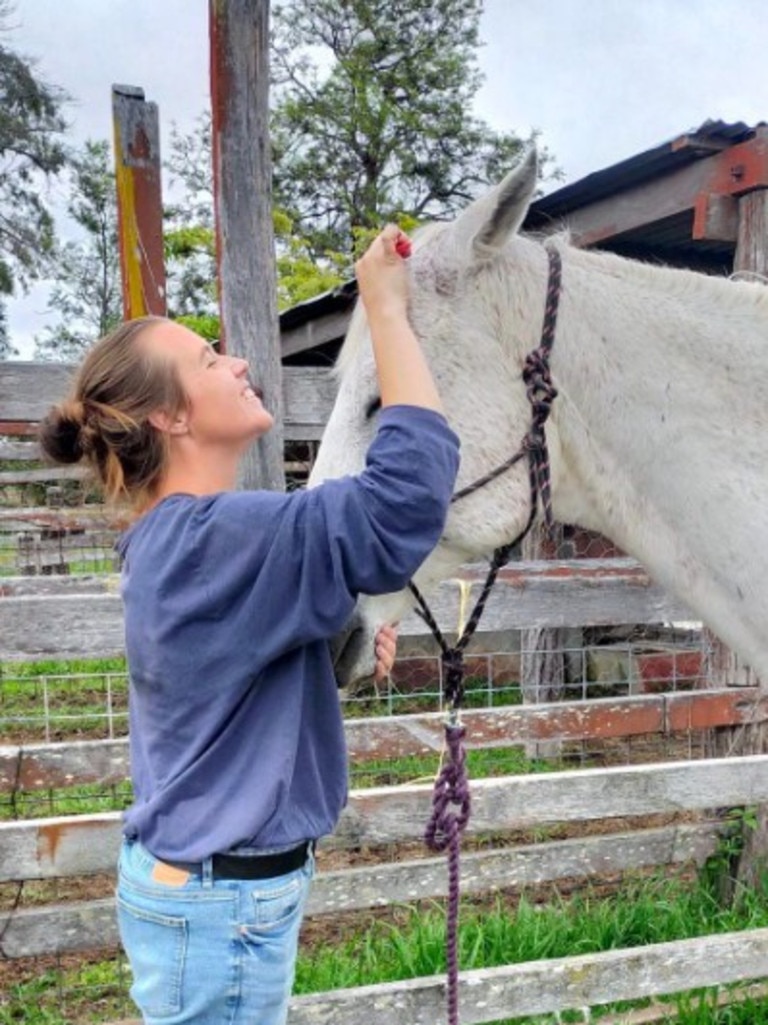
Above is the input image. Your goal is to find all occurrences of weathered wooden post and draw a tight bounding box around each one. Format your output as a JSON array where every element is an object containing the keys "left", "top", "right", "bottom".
[
  {"left": 111, "top": 86, "right": 167, "bottom": 319},
  {"left": 210, "top": 0, "right": 285, "bottom": 492},
  {"left": 705, "top": 124, "right": 768, "bottom": 897}
]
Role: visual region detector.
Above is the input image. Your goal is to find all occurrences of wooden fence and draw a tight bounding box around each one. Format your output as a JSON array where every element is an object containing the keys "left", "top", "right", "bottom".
[{"left": 3, "top": 361, "right": 768, "bottom": 1021}]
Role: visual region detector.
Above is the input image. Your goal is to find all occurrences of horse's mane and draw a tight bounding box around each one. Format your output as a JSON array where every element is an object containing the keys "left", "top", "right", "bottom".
[{"left": 551, "top": 234, "right": 768, "bottom": 314}]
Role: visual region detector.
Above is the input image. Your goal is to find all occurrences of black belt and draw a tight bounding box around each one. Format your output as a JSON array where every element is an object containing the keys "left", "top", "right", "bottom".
[{"left": 165, "top": 840, "right": 311, "bottom": 880}]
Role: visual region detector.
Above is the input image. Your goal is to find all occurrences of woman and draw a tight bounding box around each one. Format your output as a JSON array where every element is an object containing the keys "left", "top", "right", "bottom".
[{"left": 39, "top": 226, "right": 459, "bottom": 1025}]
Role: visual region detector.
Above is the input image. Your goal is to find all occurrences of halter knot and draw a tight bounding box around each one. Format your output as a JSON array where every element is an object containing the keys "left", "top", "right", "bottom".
[
  {"left": 424, "top": 723, "right": 471, "bottom": 853},
  {"left": 522, "top": 347, "right": 558, "bottom": 425}
]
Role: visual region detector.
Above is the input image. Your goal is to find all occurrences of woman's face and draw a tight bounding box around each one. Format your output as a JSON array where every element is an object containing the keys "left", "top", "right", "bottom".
[{"left": 141, "top": 321, "right": 274, "bottom": 450}]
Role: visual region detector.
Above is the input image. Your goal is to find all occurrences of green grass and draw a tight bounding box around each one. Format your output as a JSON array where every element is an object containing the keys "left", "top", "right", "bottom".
[
  {"left": 350, "top": 745, "right": 558, "bottom": 788},
  {"left": 343, "top": 675, "right": 524, "bottom": 718},
  {"left": 0, "top": 780, "right": 133, "bottom": 821},
  {"left": 0, "top": 658, "right": 128, "bottom": 742},
  {"left": 3, "top": 874, "right": 768, "bottom": 1024},
  {"left": 293, "top": 875, "right": 768, "bottom": 995}
]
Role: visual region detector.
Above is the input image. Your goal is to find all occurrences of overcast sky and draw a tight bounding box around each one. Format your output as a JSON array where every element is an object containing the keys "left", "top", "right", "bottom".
[{"left": 7, "top": 0, "right": 768, "bottom": 355}]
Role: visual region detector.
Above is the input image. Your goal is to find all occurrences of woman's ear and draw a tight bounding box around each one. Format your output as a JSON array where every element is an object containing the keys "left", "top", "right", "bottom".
[{"left": 148, "top": 409, "right": 189, "bottom": 436}]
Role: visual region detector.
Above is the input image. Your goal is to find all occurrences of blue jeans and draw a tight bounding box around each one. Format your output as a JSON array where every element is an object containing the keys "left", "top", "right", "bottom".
[{"left": 116, "top": 838, "right": 315, "bottom": 1025}]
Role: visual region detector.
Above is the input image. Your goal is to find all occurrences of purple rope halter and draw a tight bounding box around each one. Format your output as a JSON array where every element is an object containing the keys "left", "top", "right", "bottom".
[{"left": 412, "top": 246, "right": 562, "bottom": 1025}]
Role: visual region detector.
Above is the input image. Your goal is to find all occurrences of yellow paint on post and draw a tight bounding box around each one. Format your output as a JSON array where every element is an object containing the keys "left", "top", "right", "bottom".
[{"left": 112, "top": 117, "right": 147, "bottom": 319}]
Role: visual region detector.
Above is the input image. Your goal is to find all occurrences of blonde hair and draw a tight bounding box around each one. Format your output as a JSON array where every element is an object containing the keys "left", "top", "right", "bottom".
[{"left": 38, "top": 317, "right": 187, "bottom": 510}]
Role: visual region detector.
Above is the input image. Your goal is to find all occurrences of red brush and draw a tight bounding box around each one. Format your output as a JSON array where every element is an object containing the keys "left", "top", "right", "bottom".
[{"left": 395, "top": 235, "right": 412, "bottom": 259}]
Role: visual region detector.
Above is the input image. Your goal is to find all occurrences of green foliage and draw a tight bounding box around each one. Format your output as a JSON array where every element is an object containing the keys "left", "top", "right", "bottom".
[
  {"left": 0, "top": 3, "right": 68, "bottom": 357},
  {"left": 33, "top": 139, "right": 121, "bottom": 361},
  {"left": 292, "top": 874, "right": 768, "bottom": 997},
  {"left": 162, "top": 1, "right": 560, "bottom": 318},
  {"left": 270, "top": 0, "right": 557, "bottom": 257},
  {"left": 164, "top": 115, "right": 218, "bottom": 323},
  {"left": 702, "top": 805, "right": 761, "bottom": 908},
  {"left": 175, "top": 312, "right": 220, "bottom": 342}
]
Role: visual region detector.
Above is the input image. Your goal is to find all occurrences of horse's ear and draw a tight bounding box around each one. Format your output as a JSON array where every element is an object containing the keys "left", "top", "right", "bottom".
[{"left": 454, "top": 148, "right": 538, "bottom": 258}]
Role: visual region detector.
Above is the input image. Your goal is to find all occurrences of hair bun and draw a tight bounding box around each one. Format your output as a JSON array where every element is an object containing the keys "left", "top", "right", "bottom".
[{"left": 38, "top": 400, "right": 87, "bottom": 465}]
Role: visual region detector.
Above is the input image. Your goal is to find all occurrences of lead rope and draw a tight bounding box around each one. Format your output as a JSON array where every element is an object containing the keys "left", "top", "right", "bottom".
[{"left": 410, "top": 246, "right": 562, "bottom": 1025}]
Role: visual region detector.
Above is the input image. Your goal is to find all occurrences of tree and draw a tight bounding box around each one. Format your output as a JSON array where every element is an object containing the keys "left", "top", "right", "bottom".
[
  {"left": 0, "top": 303, "right": 14, "bottom": 359},
  {"left": 0, "top": 3, "right": 68, "bottom": 355},
  {"left": 165, "top": 0, "right": 557, "bottom": 317},
  {"left": 165, "top": 116, "right": 347, "bottom": 321},
  {"left": 34, "top": 140, "right": 122, "bottom": 361},
  {"left": 270, "top": 0, "right": 555, "bottom": 257},
  {"left": 164, "top": 114, "right": 220, "bottom": 336}
]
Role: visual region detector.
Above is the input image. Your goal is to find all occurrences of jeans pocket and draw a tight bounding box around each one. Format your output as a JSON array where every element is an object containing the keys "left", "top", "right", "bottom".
[
  {"left": 117, "top": 894, "right": 188, "bottom": 1019},
  {"left": 245, "top": 872, "right": 307, "bottom": 933}
]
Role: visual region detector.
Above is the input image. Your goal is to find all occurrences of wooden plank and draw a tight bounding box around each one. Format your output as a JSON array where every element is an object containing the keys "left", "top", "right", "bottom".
[
  {"left": 332, "top": 755, "right": 768, "bottom": 849},
  {"left": 0, "top": 465, "right": 88, "bottom": 485},
  {"left": 692, "top": 192, "right": 738, "bottom": 242},
  {"left": 0, "top": 823, "right": 721, "bottom": 957},
  {"left": 0, "top": 812, "right": 123, "bottom": 881},
  {"left": 0, "top": 559, "right": 697, "bottom": 661},
  {"left": 0, "top": 739, "right": 130, "bottom": 791},
  {"left": 308, "top": 822, "right": 720, "bottom": 916},
  {"left": 734, "top": 184, "right": 768, "bottom": 278},
  {"left": 0, "top": 507, "right": 127, "bottom": 531},
  {"left": 112, "top": 85, "right": 167, "bottom": 318},
  {"left": 0, "top": 440, "right": 41, "bottom": 460},
  {"left": 0, "top": 363, "right": 75, "bottom": 423},
  {"left": 286, "top": 928, "right": 768, "bottom": 1024},
  {"left": 436, "top": 558, "right": 696, "bottom": 631},
  {"left": 0, "top": 576, "right": 121, "bottom": 663},
  {"left": 282, "top": 367, "right": 336, "bottom": 441},
  {"left": 0, "top": 422, "right": 37, "bottom": 436},
  {"left": 210, "top": 0, "right": 284, "bottom": 491},
  {"left": 43, "top": 938, "right": 768, "bottom": 1025},
  {"left": 282, "top": 308, "right": 353, "bottom": 358},
  {"left": 3, "top": 690, "right": 761, "bottom": 792},
  {"left": 0, "top": 363, "right": 334, "bottom": 437},
  {"left": 2, "top": 757, "right": 766, "bottom": 880},
  {"left": 527, "top": 132, "right": 768, "bottom": 249}
]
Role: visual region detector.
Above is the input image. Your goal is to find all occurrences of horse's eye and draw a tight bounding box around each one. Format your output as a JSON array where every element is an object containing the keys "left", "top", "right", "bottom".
[{"left": 365, "top": 396, "right": 382, "bottom": 421}]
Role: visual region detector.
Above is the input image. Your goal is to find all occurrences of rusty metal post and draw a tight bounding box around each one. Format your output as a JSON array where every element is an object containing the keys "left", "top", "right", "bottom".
[
  {"left": 209, "top": 0, "right": 285, "bottom": 492},
  {"left": 111, "top": 85, "right": 167, "bottom": 320}
]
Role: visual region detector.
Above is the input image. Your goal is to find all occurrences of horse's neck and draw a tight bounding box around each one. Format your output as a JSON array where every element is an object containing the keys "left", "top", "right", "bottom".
[{"left": 545, "top": 244, "right": 768, "bottom": 678}]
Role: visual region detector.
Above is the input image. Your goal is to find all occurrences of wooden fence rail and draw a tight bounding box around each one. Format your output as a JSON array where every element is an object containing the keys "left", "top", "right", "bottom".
[
  {"left": 0, "top": 823, "right": 723, "bottom": 960},
  {"left": 0, "top": 558, "right": 697, "bottom": 661},
  {"left": 285, "top": 929, "right": 768, "bottom": 1025},
  {"left": 6, "top": 754, "right": 761, "bottom": 879},
  {"left": 0, "top": 363, "right": 335, "bottom": 440},
  {"left": 1, "top": 688, "right": 764, "bottom": 791}
]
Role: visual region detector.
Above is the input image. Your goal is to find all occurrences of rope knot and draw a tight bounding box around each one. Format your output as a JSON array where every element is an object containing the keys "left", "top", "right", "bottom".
[
  {"left": 424, "top": 723, "right": 471, "bottom": 853},
  {"left": 522, "top": 348, "right": 558, "bottom": 424}
]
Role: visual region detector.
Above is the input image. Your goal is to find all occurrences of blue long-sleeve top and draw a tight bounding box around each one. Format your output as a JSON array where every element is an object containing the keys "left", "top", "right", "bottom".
[{"left": 116, "top": 405, "right": 460, "bottom": 861}]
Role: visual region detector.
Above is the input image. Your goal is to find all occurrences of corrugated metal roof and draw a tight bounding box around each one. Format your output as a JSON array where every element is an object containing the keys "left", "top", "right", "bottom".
[{"left": 525, "top": 119, "right": 758, "bottom": 225}]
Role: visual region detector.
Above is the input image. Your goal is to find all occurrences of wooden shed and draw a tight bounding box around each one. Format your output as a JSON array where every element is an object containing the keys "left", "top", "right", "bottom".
[{"left": 279, "top": 118, "right": 768, "bottom": 366}]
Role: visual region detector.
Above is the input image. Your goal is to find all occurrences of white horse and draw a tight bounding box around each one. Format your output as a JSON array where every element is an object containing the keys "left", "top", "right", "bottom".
[{"left": 310, "top": 149, "right": 768, "bottom": 689}]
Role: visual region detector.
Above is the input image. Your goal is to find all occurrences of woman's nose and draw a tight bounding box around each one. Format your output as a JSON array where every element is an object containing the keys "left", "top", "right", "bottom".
[{"left": 231, "top": 356, "right": 249, "bottom": 377}]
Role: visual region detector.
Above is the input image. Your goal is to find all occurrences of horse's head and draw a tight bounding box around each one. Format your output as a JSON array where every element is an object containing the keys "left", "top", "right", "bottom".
[{"left": 311, "top": 149, "right": 552, "bottom": 688}]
